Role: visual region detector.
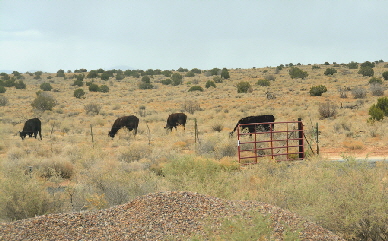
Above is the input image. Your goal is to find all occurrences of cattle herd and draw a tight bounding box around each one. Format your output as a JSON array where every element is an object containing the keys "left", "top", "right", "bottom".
[{"left": 19, "top": 114, "right": 275, "bottom": 140}]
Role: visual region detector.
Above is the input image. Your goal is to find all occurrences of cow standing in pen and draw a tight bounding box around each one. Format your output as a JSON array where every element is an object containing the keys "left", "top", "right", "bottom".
[
  {"left": 20, "top": 118, "right": 42, "bottom": 140},
  {"left": 165, "top": 113, "right": 187, "bottom": 132},
  {"left": 230, "top": 115, "right": 275, "bottom": 137},
  {"left": 108, "top": 115, "right": 139, "bottom": 138}
]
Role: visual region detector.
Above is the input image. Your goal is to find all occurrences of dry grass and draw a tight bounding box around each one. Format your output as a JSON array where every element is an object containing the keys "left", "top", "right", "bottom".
[{"left": 1, "top": 63, "right": 388, "bottom": 239}]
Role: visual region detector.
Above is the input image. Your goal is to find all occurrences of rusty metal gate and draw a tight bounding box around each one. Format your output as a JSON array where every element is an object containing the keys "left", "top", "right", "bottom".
[{"left": 237, "top": 118, "right": 304, "bottom": 164}]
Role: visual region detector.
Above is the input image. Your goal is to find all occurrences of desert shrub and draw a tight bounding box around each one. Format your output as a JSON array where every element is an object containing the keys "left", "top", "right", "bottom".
[
  {"left": 0, "top": 86, "right": 6, "bottom": 93},
  {"left": 358, "top": 67, "right": 374, "bottom": 77},
  {"left": 56, "top": 69, "right": 65, "bottom": 77},
  {"left": 324, "top": 68, "right": 337, "bottom": 76},
  {"left": 309, "top": 85, "right": 327, "bottom": 96},
  {"left": 89, "top": 83, "right": 100, "bottom": 92},
  {"left": 185, "top": 71, "right": 195, "bottom": 77},
  {"left": 115, "top": 74, "right": 125, "bottom": 81},
  {"left": 99, "top": 85, "right": 109, "bottom": 93},
  {"left": 205, "top": 80, "right": 216, "bottom": 88},
  {"left": 188, "top": 86, "right": 204, "bottom": 92},
  {"left": 141, "top": 76, "right": 151, "bottom": 83},
  {"left": 161, "top": 79, "right": 172, "bottom": 85},
  {"left": 312, "top": 65, "right": 321, "bottom": 69},
  {"left": 369, "top": 104, "right": 385, "bottom": 121},
  {"left": 382, "top": 71, "right": 388, "bottom": 80},
  {"left": 0, "top": 170, "right": 59, "bottom": 221},
  {"left": 73, "top": 79, "right": 83, "bottom": 87},
  {"left": 338, "top": 87, "right": 348, "bottom": 98},
  {"left": 369, "top": 77, "right": 382, "bottom": 85},
  {"left": 256, "top": 79, "right": 270, "bottom": 86},
  {"left": 360, "top": 61, "right": 375, "bottom": 68},
  {"left": 265, "top": 75, "right": 276, "bottom": 81},
  {"left": 38, "top": 160, "right": 74, "bottom": 179},
  {"left": 289, "top": 67, "right": 308, "bottom": 79},
  {"left": 0, "top": 95, "right": 8, "bottom": 106},
  {"left": 15, "top": 80, "right": 26, "bottom": 89},
  {"left": 318, "top": 102, "right": 337, "bottom": 118},
  {"left": 84, "top": 103, "right": 102, "bottom": 115},
  {"left": 138, "top": 82, "right": 153, "bottom": 89},
  {"left": 220, "top": 68, "right": 230, "bottom": 79},
  {"left": 347, "top": 61, "right": 358, "bottom": 69},
  {"left": 375, "top": 97, "right": 388, "bottom": 116},
  {"left": 162, "top": 70, "right": 172, "bottom": 77},
  {"left": 370, "top": 83, "right": 384, "bottom": 96},
  {"left": 86, "top": 70, "right": 98, "bottom": 78},
  {"left": 31, "top": 92, "right": 57, "bottom": 111},
  {"left": 171, "top": 73, "right": 183, "bottom": 86},
  {"left": 40, "top": 82, "right": 52, "bottom": 91},
  {"left": 182, "top": 100, "right": 201, "bottom": 114},
  {"left": 211, "top": 123, "right": 223, "bottom": 132},
  {"left": 74, "top": 88, "right": 85, "bottom": 99},
  {"left": 213, "top": 76, "right": 223, "bottom": 83},
  {"left": 209, "top": 68, "right": 221, "bottom": 76},
  {"left": 351, "top": 87, "right": 367, "bottom": 99},
  {"left": 236, "top": 81, "right": 252, "bottom": 93}
]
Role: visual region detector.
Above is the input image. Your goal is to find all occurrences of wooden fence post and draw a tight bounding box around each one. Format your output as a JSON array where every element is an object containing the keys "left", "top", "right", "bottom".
[
  {"left": 298, "top": 118, "right": 304, "bottom": 159},
  {"left": 90, "top": 124, "right": 94, "bottom": 148},
  {"left": 316, "top": 122, "right": 319, "bottom": 155}
]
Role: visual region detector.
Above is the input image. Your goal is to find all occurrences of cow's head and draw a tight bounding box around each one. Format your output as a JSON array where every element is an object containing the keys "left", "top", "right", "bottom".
[
  {"left": 19, "top": 131, "right": 27, "bottom": 140},
  {"left": 108, "top": 131, "right": 115, "bottom": 138}
]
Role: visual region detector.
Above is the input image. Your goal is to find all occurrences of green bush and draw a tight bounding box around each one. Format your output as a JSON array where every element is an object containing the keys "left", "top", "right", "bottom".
[
  {"left": 375, "top": 97, "right": 388, "bottom": 116},
  {"left": 185, "top": 71, "right": 195, "bottom": 77},
  {"left": 369, "top": 104, "right": 385, "bottom": 121},
  {"left": 73, "top": 79, "right": 83, "bottom": 87},
  {"left": 369, "top": 77, "right": 383, "bottom": 85},
  {"left": 324, "top": 68, "right": 337, "bottom": 76},
  {"left": 74, "top": 88, "right": 85, "bottom": 98},
  {"left": 236, "top": 81, "right": 252, "bottom": 93},
  {"left": 382, "top": 71, "right": 388, "bottom": 80},
  {"left": 14, "top": 80, "right": 26, "bottom": 89},
  {"left": 0, "top": 86, "right": 6, "bottom": 93},
  {"left": 99, "top": 85, "right": 109, "bottom": 93},
  {"left": 171, "top": 73, "right": 183, "bottom": 86},
  {"left": 358, "top": 67, "right": 374, "bottom": 77},
  {"left": 188, "top": 86, "right": 204, "bottom": 92},
  {"left": 360, "top": 61, "right": 375, "bottom": 68},
  {"left": 141, "top": 76, "right": 151, "bottom": 83},
  {"left": 213, "top": 76, "right": 223, "bottom": 83},
  {"left": 40, "top": 83, "right": 52, "bottom": 91},
  {"left": 221, "top": 68, "right": 230, "bottom": 79},
  {"left": 31, "top": 92, "right": 57, "bottom": 111},
  {"left": 138, "top": 82, "right": 153, "bottom": 89},
  {"left": 347, "top": 61, "right": 358, "bottom": 69},
  {"left": 205, "top": 80, "right": 216, "bottom": 88},
  {"left": 89, "top": 83, "right": 100, "bottom": 92},
  {"left": 309, "top": 85, "right": 327, "bottom": 96},
  {"left": 210, "top": 68, "right": 221, "bottom": 76},
  {"left": 162, "top": 70, "right": 172, "bottom": 77},
  {"left": 100, "top": 72, "right": 111, "bottom": 80},
  {"left": 56, "top": 69, "right": 65, "bottom": 77},
  {"left": 289, "top": 67, "right": 308, "bottom": 79},
  {"left": 161, "top": 79, "right": 172, "bottom": 85},
  {"left": 191, "top": 68, "right": 202, "bottom": 74},
  {"left": 256, "top": 79, "right": 270, "bottom": 86},
  {"left": 87, "top": 70, "right": 98, "bottom": 78}
]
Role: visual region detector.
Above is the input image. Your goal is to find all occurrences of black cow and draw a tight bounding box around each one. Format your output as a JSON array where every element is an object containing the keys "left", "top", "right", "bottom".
[
  {"left": 108, "top": 115, "right": 139, "bottom": 138},
  {"left": 230, "top": 115, "right": 275, "bottom": 137},
  {"left": 20, "top": 118, "right": 42, "bottom": 140},
  {"left": 165, "top": 113, "right": 187, "bottom": 132}
]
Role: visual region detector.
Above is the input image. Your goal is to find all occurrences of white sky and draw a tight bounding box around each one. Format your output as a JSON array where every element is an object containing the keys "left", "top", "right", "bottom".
[{"left": 1, "top": 0, "right": 387, "bottom": 73}]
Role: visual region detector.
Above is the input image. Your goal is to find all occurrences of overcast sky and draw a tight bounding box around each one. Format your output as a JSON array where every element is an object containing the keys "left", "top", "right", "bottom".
[{"left": 1, "top": 0, "right": 387, "bottom": 73}]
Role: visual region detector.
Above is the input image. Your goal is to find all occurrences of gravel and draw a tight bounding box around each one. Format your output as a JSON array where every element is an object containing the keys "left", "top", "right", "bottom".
[{"left": 0, "top": 191, "right": 344, "bottom": 240}]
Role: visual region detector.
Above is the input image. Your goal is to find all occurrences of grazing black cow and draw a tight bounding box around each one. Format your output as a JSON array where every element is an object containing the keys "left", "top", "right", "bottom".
[
  {"left": 165, "top": 113, "right": 187, "bottom": 132},
  {"left": 230, "top": 115, "right": 275, "bottom": 137},
  {"left": 20, "top": 118, "right": 42, "bottom": 140},
  {"left": 108, "top": 115, "right": 139, "bottom": 138}
]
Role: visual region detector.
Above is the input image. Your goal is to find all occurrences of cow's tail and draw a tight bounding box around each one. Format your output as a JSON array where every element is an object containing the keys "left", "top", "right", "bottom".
[{"left": 229, "top": 122, "right": 239, "bottom": 137}]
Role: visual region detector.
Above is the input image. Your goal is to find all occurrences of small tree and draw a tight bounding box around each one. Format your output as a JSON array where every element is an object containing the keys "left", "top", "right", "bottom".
[
  {"left": 358, "top": 67, "right": 374, "bottom": 77},
  {"left": 289, "top": 67, "right": 308, "bottom": 79},
  {"left": 171, "top": 73, "right": 183, "bottom": 86},
  {"left": 141, "top": 76, "right": 151, "bottom": 83},
  {"left": 31, "top": 92, "right": 57, "bottom": 111},
  {"left": 73, "top": 79, "right": 83, "bottom": 87},
  {"left": 15, "top": 80, "right": 26, "bottom": 89},
  {"left": 87, "top": 70, "right": 98, "bottom": 78},
  {"left": 74, "top": 89, "right": 85, "bottom": 98},
  {"left": 100, "top": 72, "right": 110, "bottom": 80},
  {"left": 205, "top": 80, "right": 216, "bottom": 88},
  {"left": 369, "top": 104, "right": 385, "bottom": 121},
  {"left": 309, "top": 85, "right": 327, "bottom": 96},
  {"left": 56, "top": 69, "right": 65, "bottom": 77},
  {"left": 185, "top": 71, "right": 195, "bottom": 77},
  {"left": 236, "top": 81, "right": 252, "bottom": 93},
  {"left": 324, "top": 68, "right": 337, "bottom": 76},
  {"left": 221, "top": 68, "right": 230, "bottom": 79},
  {"left": 0, "top": 86, "right": 6, "bottom": 93},
  {"left": 360, "top": 61, "right": 375, "bottom": 68},
  {"left": 375, "top": 97, "right": 388, "bottom": 116},
  {"left": 369, "top": 77, "right": 383, "bottom": 85},
  {"left": 40, "top": 83, "right": 52, "bottom": 91},
  {"left": 161, "top": 79, "right": 172, "bottom": 85}
]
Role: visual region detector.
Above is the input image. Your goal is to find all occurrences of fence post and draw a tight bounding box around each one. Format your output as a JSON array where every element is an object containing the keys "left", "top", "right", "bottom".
[
  {"left": 316, "top": 122, "right": 319, "bottom": 155},
  {"left": 298, "top": 118, "right": 304, "bottom": 159},
  {"left": 90, "top": 124, "right": 94, "bottom": 148},
  {"left": 194, "top": 118, "right": 199, "bottom": 143}
]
